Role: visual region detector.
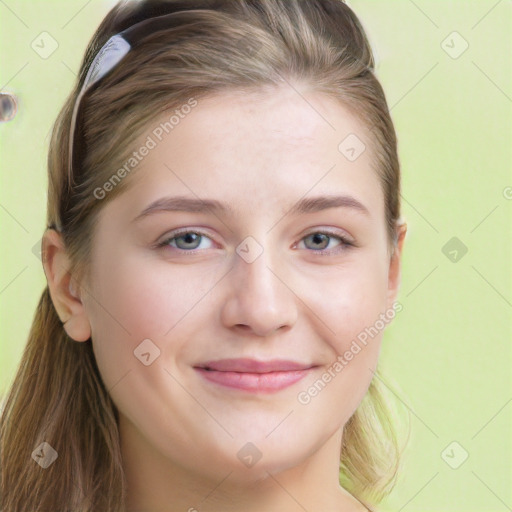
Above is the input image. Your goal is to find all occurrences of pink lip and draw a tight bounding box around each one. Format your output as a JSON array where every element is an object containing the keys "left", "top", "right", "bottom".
[{"left": 194, "top": 358, "right": 314, "bottom": 393}]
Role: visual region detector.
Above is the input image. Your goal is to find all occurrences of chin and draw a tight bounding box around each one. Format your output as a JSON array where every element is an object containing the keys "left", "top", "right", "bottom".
[{"left": 201, "top": 442, "right": 310, "bottom": 485}]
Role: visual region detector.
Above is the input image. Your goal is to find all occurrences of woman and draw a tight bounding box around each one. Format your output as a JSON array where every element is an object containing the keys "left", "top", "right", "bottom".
[{"left": 0, "top": 1, "right": 408, "bottom": 510}]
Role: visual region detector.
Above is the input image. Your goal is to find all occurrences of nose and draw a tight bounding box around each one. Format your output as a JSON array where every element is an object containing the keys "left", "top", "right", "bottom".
[{"left": 220, "top": 244, "right": 298, "bottom": 337}]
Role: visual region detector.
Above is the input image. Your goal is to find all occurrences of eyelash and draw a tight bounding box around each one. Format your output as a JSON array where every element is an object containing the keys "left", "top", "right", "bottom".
[{"left": 156, "top": 229, "right": 354, "bottom": 255}]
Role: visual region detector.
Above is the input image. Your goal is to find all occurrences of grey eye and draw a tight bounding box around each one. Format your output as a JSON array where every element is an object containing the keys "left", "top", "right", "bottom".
[
  {"left": 173, "top": 232, "right": 203, "bottom": 250},
  {"left": 303, "top": 233, "right": 338, "bottom": 250}
]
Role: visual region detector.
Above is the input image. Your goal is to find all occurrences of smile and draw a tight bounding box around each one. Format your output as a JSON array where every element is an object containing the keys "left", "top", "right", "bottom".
[{"left": 194, "top": 358, "right": 315, "bottom": 393}]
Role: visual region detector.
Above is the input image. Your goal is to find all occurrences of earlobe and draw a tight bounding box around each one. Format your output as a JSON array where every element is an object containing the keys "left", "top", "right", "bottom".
[{"left": 42, "top": 229, "right": 91, "bottom": 342}]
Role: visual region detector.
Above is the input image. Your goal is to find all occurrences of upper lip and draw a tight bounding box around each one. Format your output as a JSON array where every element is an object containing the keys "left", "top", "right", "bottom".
[{"left": 196, "top": 358, "right": 314, "bottom": 373}]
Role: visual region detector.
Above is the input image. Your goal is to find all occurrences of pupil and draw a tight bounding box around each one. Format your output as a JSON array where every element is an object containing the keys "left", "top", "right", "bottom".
[
  {"left": 179, "top": 233, "right": 200, "bottom": 248},
  {"left": 311, "top": 233, "right": 328, "bottom": 249}
]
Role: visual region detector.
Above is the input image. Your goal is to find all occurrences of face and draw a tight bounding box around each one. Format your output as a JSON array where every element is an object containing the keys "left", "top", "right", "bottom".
[{"left": 74, "top": 85, "right": 403, "bottom": 483}]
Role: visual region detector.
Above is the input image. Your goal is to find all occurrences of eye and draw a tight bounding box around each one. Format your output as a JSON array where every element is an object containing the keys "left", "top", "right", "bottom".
[
  {"left": 156, "top": 228, "right": 354, "bottom": 255},
  {"left": 157, "top": 230, "right": 214, "bottom": 251},
  {"left": 297, "top": 230, "right": 354, "bottom": 254}
]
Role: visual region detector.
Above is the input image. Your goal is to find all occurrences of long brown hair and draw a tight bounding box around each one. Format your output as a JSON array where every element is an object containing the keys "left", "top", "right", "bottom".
[{"left": 0, "top": 1, "right": 408, "bottom": 510}]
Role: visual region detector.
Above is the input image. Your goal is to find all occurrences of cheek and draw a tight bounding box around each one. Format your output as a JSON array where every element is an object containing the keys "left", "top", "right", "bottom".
[
  {"left": 295, "top": 255, "right": 390, "bottom": 429},
  {"left": 89, "top": 249, "right": 215, "bottom": 334},
  {"left": 301, "top": 251, "right": 390, "bottom": 354},
  {"left": 85, "top": 251, "right": 220, "bottom": 387}
]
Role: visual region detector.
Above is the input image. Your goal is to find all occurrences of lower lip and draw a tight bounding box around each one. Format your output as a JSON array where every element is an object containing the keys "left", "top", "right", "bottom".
[{"left": 194, "top": 368, "right": 312, "bottom": 393}]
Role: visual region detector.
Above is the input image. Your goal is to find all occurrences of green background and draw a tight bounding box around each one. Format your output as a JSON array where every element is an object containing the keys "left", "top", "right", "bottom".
[{"left": 1, "top": 1, "right": 510, "bottom": 510}]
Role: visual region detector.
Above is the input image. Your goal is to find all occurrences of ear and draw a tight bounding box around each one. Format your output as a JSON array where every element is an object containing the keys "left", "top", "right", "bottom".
[
  {"left": 386, "top": 222, "right": 407, "bottom": 308},
  {"left": 41, "top": 229, "right": 91, "bottom": 342}
]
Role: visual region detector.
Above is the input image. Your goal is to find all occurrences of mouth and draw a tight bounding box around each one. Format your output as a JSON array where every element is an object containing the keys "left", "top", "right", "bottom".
[{"left": 193, "top": 358, "right": 316, "bottom": 393}]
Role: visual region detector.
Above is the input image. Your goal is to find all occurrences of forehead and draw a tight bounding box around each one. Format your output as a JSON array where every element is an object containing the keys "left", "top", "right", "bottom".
[
  {"left": 174, "top": 85, "right": 369, "bottom": 151},
  {"left": 107, "top": 85, "right": 383, "bottom": 221}
]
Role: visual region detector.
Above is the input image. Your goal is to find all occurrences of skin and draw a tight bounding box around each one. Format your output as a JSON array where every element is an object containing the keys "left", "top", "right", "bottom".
[{"left": 43, "top": 83, "right": 406, "bottom": 512}]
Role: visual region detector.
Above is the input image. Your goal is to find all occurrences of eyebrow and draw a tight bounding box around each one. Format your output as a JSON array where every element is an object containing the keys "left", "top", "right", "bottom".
[{"left": 132, "top": 194, "right": 370, "bottom": 223}]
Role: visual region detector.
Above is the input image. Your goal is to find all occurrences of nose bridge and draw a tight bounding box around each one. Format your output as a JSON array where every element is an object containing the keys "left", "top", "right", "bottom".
[
  {"left": 222, "top": 235, "right": 298, "bottom": 336},
  {"left": 240, "top": 242, "right": 280, "bottom": 297}
]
